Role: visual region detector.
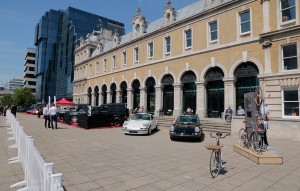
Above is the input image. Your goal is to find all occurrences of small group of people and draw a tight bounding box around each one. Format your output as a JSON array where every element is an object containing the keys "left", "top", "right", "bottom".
[
  {"left": 43, "top": 104, "right": 58, "bottom": 129},
  {"left": 185, "top": 107, "right": 194, "bottom": 115},
  {"left": 0, "top": 104, "right": 9, "bottom": 116}
]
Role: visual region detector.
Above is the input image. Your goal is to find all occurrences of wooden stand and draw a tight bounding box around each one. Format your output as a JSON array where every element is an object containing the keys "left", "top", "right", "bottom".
[{"left": 233, "top": 145, "right": 283, "bottom": 165}]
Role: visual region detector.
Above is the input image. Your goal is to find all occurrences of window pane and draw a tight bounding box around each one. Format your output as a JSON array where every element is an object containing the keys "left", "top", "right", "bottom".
[
  {"left": 241, "top": 22, "right": 251, "bottom": 33},
  {"left": 240, "top": 11, "right": 250, "bottom": 22},
  {"left": 210, "top": 22, "right": 217, "bottom": 31},
  {"left": 281, "top": 0, "right": 295, "bottom": 9},
  {"left": 284, "top": 102, "right": 299, "bottom": 116},
  {"left": 282, "top": 8, "right": 296, "bottom": 21},
  {"left": 284, "top": 90, "right": 298, "bottom": 101},
  {"left": 211, "top": 31, "right": 218, "bottom": 41},
  {"left": 284, "top": 57, "right": 298, "bottom": 70},
  {"left": 186, "top": 30, "right": 191, "bottom": 39},
  {"left": 283, "top": 44, "right": 297, "bottom": 57}
]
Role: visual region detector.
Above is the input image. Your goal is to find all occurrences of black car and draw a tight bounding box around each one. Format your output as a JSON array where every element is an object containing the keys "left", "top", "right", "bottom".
[
  {"left": 77, "top": 103, "right": 129, "bottom": 129},
  {"left": 169, "top": 114, "right": 204, "bottom": 141},
  {"left": 62, "top": 104, "right": 89, "bottom": 124}
]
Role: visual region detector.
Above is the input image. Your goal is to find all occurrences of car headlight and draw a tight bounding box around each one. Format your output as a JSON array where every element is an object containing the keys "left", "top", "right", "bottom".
[
  {"left": 195, "top": 126, "right": 200, "bottom": 133},
  {"left": 170, "top": 125, "right": 175, "bottom": 132},
  {"left": 123, "top": 121, "right": 129, "bottom": 126}
]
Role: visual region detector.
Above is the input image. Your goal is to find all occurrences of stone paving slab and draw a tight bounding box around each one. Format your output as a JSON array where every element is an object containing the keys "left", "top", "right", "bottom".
[{"left": 1, "top": 113, "right": 300, "bottom": 191}]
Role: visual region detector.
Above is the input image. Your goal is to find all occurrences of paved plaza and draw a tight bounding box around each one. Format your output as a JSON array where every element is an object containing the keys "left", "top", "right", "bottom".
[{"left": 1, "top": 113, "right": 300, "bottom": 191}]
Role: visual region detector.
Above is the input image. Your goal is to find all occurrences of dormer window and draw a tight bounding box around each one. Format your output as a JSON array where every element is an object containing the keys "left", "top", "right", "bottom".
[
  {"left": 166, "top": 13, "right": 171, "bottom": 22},
  {"left": 135, "top": 24, "right": 141, "bottom": 33}
]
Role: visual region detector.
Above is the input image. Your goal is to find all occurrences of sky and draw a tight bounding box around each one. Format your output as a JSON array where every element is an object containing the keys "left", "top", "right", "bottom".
[{"left": 0, "top": 0, "right": 197, "bottom": 86}]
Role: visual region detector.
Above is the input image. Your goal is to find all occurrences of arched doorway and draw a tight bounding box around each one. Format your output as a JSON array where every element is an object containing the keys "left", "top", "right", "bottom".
[
  {"left": 205, "top": 67, "right": 224, "bottom": 118},
  {"left": 132, "top": 80, "right": 140, "bottom": 110},
  {"left": 87, "top": 87, "right": 92, "bottom": 105},
  {"left": 120, "top": 81, "right": 127, "bottom": 104},
  {"left": 110, "top": 83, "right": 116, "bottom": 103},
  {"left": 94, "top": 86, "right": 99, "bottom": 106},
  {"left": 145, "top": 77, "right": 156, "bottom": 114},
  {"left": 101, "top": 85, "right": 107, "bottom": 104},
  {"left": 181, "top": 71, "right": 196, "bottom": 114},
  {"left": 234, "top": 62, "right": 259, "bottom": 110},
  {"left": 162, "top": 74, "right": 174, "bottom": 114}
]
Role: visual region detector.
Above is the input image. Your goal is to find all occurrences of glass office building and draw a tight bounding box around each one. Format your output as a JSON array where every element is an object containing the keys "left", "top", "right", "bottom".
[{"left": 34, "top": 7, "right": 124, "bottom": 103}]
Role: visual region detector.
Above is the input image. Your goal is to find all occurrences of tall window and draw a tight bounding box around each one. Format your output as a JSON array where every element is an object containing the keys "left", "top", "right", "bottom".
[
  {"left": 112, "top": 55, "right": 116, "bottom": 70},
  {"left": 209, "top": 21, "right": 218, "bottom": 42},
  {"left": 283, "top": 88, "right": 299, "bottom": 117},
  {"left": 103, "top": 59, "right": 107, "bottom": 72},
  {"left": 134, "top": 47, "right": 139, "bottom": 63},
  {"left": 122, "top": 51, "right": 127, "bottom": 66},
  {"left": 165, "top": 36, "right": 171, "bottom": 54},
  {"left": 148, "top": 42, "right": 153, "bottom": 59},
  {"left": 282, "top": 43, "right": 297, "bottom": 70},
  {"left": 281, "top": 0, "right": 296, "bottom": 22},
  {"left": 96, "top": 62, "right": 99, "bottom": 74},
  {"left": 239, "top": 10, "right": 251, "bottom": 34},
  {"left": 185, "top": 29, "right": 192, "bottom": 49}
]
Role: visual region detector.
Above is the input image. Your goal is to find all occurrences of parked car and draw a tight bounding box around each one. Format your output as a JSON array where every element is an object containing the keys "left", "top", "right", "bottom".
[
  {"left": 169, "top": 114, "right": 204, "bottom": 141},
  {"left": 123, "top": 113, "right": 158, "bottom": 135},
  {"left": 77, "top": 103, "right": 129, "bottom": 128},
  {"left": 63, "top": 104, "right": 89, "bottom": 124}
]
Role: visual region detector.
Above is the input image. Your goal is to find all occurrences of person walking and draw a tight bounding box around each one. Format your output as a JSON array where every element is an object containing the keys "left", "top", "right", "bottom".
[
  {"left": 43, "top": 104, "right": 50, "bottom": 128},
  {"left": 11, "top": 104, "right": 17, "bottom": 118},
  {"left": 3, "top": 105, "right": 8, "bottom": 116},
  {"left": 0, "top": 105, "right": 3, "bottom": 116},
  {"left": 260, "top": 104, "right": 270, "bottom": 146},
  {"left": 49, "top": 103, "right": 58, "bottom": 129}
]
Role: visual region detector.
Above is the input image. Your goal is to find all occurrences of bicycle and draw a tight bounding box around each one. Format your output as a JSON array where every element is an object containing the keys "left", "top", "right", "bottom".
[
  {"left": 206, "top": 132, "right": 229, "bottom": 178},
  {"left": 239, "top": 120, "right": 265, "bottom": 154}
]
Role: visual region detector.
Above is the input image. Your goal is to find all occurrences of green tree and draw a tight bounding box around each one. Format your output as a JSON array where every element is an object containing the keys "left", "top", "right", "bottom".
[
  {"left": 0, "top": 93, "right": 13, "bottom": 107},
  {"left": 13, "top": 87, "right": 36, "bottom": 108}
]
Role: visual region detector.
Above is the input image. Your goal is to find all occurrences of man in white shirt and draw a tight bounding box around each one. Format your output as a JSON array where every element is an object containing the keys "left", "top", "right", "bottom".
[
  {"left": 49, "top": 104, "right": 58, "bottom": 129},
  {"left": 237, "top": 106, "right": 245, "bottom": 116},
  {"left": 43, "top": 104, "right": 50, "bottom": 128}
]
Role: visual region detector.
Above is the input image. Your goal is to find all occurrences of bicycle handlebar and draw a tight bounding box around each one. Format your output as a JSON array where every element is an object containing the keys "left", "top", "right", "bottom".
[{"left": 210, "top": 132, "right": 229, "bottom": 139}]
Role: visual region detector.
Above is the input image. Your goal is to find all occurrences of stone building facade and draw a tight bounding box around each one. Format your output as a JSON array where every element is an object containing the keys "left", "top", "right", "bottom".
[{"left": 73, "top": 0, "right": 300, "bottom": 139}]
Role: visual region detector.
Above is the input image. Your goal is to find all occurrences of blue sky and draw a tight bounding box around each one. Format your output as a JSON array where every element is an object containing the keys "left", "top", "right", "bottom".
[{"left": 0, "top": 0, "right": 197, "bottom": 86}]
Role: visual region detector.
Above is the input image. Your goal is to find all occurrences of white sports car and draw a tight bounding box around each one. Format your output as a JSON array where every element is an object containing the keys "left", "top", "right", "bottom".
[{"left": 123, "top": 113, "right": 158, "bottom": 135}]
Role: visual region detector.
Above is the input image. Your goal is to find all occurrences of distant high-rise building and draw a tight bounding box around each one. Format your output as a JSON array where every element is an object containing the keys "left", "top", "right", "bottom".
[
  {"left": 23, "top": 48, "right": 36, "bottom": 93},
  {"left": 5, "top": 78, "right": 23, "bottom": 92},
  {"left": 34, "top": 7, "right": 125, "bottom": 103}
]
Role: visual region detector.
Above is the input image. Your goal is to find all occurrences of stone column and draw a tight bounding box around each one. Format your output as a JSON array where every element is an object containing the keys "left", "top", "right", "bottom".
[
  {"left": 99, "top": 93, "right": 103, "bottom": 105},
  {"left": 154, "top": 85, "right": 162, "bottom": 117},
  {"left": 127, "top": 88, "right": 133, "bottom": 112},
  {"left": 116, "top": 90, "right": 121, "bottom": 103},
  {"left": 196, "top": 81, "right": 206, "bottom": 118},
  {"left": 139, "top": 87, "right": 146, "bottom": 108},
  {"left": 107, "top": 91, "right": 112, "bottom": 103},
  {"left": 173, "top": 83, "right": 182, "bottom": 116},
  {"left": 91, "top": 93, "right": 95, "bottom": 106},
  {"left": 224, "top": 78, "right": 236, "bottom": 115}
]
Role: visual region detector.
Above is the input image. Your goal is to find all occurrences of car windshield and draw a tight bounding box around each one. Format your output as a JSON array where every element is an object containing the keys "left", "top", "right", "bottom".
[
  {"left": 132, "top": 114, "right": 150, "bottom": 120},
  {"left": 176, "top": 115, "right": 197, "bottom": 123}
]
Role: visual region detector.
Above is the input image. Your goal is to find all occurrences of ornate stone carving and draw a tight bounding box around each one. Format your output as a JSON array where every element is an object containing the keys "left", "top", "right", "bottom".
[
  {"left": 146, "top": 77, "right": 156, "bottom": 88},
  {"left": 132, "top": 80, "right": 140, "bottom": 89},
  {"left": 205, "top": 68, "right": 224, "bottom": 81},
  {"left": 181, "top": 72, "right": 196, "bottom": 83},
  {"left": 162, "top": 74, "right": 174, "bottom": 85},
  {"left": 234, "top": 64, "right": 259, "bottom": 77},
  {"left": 120, "top": 82, "right": 127, "bottom": 90}
]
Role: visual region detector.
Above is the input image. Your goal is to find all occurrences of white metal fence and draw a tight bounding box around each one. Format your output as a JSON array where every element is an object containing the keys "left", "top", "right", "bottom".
[{"left": 6, "top": 111, "right": 64, "bottom": 191}]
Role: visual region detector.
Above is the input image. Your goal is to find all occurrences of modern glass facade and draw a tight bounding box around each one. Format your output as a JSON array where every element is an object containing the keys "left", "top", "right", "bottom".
[{"left": 34, "top": 7, "right": 124, "bottom": 103}]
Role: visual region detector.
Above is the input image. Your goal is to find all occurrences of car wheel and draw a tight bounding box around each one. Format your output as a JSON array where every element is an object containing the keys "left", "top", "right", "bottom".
[
  {"left": 148, "top": 126, "right": 152, "bottom": 135},
  {"left": 155, "top": 124, "right": 158, "bottom": 131},
  {"left": 113, "top": 117, "right": 123, "bottom": 126},
  {"left": 71, "top": 116, "right": 78, "bottom": 123}
]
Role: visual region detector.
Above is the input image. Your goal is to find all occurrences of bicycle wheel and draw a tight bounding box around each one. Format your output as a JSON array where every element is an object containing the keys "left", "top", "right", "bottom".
[
  {"left": 210, "top": 150, "right": 221, "bottom": 178},
  {"left": 251, "top": 132, "right": 262, "bottom": 154},
  {"left": 238, "top": 128, "right": 247, "bottom": 148}
]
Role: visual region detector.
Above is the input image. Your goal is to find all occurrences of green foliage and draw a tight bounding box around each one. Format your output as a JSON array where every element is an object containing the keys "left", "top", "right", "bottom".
[
  {"left": 13, "top": 87, "right": 36, "bottom": 108},
  {"left": 0, "top": 93, "right": 13, "bottom": 107}
]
